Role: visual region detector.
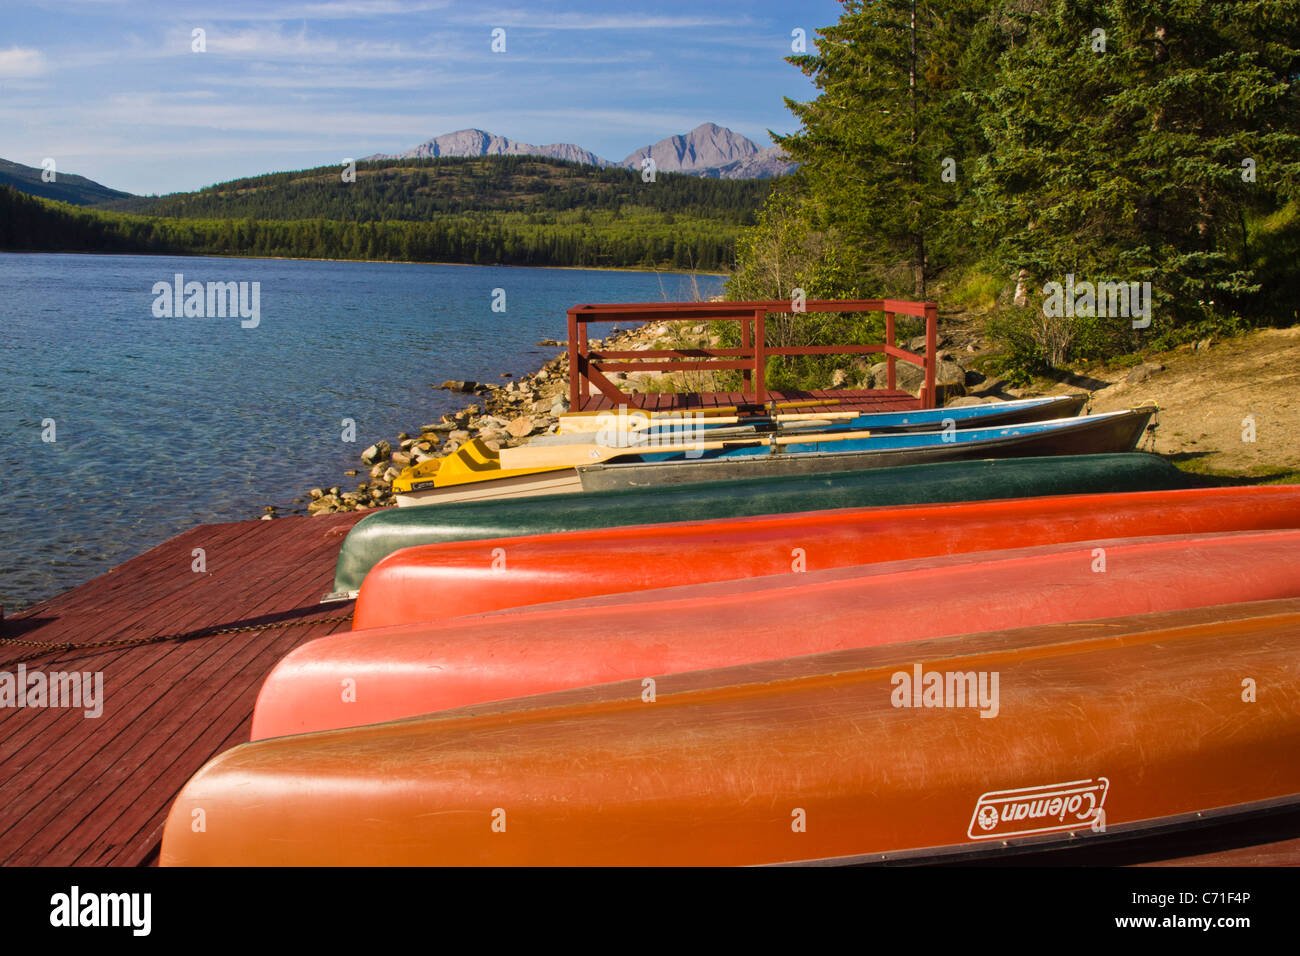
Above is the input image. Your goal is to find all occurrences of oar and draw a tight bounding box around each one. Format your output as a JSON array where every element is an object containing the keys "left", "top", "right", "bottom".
[
  {"left": 560, "top": 410, "right": 859, "bottom": 434},
  {"left": 499, "top": 428, "right": 875, "bottom": 470},
  {"left": 536, "top": 418, "right": 843, "bottom": 449},
  {"left": 559, "top": 397, "right": 843, "bottom": 421}
]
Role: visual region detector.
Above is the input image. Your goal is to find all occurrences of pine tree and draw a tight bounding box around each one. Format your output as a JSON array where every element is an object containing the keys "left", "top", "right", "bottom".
[
  {"left": 971, "top": 0, "right": 1300, "bottom": 344},
  {"left": 777, "top": 0, "right": 996, "bottom": 295}
]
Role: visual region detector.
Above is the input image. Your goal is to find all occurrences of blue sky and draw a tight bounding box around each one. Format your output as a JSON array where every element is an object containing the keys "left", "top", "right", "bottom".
[{"left": 0, "top": 0, "right": 845, "bottom": 195}]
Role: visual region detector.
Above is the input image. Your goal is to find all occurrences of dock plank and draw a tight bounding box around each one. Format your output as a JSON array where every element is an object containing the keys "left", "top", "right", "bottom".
[{"left": 0, "top": 511, "right": 364, "bottom": 866}]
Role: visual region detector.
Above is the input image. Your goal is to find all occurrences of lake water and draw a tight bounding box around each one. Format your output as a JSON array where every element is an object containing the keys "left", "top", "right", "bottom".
[{"left": 0, "top": 252, "right": 723, "bottom": 610}]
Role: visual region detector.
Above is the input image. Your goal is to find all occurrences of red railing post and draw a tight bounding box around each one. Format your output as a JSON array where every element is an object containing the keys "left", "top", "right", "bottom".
[
  {"left": 567, "top": 308, "right": 580, "bottom": 411},
  {"left": 741, "top": 318, "right": 752, "bottom": 391},
  {"left": 884, "top": 311, "right": 896, "bottom": 392},
  {"left": 577, "top": 318, "right": 590, "bottom": 410},
  {"left": 753, "top": 308, "right": 767, "bottom": 404},
  {"left": 923, "top": 303, "right": 938, "bottom": 408}
]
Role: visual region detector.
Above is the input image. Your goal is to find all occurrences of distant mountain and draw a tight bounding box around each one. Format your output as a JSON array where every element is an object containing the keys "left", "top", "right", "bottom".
[
  {"left": 621, "top": 123, "right": 756, "bottom": 175},
  {"left": 709, "top": 146, "right": 799, "bottom": 180},
  {"left": 0, "top": 157, "right": 133, "bottom": 206},
  {"left": 365, "top": 129, "right": 612, "bottom": 168},
  {"left": 366, "top": 123, "right": 795, "bottom": 179}
]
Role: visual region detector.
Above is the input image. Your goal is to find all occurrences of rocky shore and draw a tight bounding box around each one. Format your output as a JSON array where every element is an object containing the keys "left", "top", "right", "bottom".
[
  {"left": 269, "top": 316, "right": 1003, "bottom": 519},
  {"left": 272, "top": 322, "right": 664, "bottom": 518}
]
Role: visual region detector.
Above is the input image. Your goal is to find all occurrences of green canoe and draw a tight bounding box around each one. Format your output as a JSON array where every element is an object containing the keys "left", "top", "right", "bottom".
[{"left": 325, "top": 452, "right": 1194, "bottom": 601}]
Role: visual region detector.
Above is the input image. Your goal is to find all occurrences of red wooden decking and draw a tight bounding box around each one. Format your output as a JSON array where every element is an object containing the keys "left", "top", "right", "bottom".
[
  {"left": 0, "top": 511, "right": 363, "bottom": 866},
  {"left": 579, "top": 388, "right": 921, "bottom": 414}
]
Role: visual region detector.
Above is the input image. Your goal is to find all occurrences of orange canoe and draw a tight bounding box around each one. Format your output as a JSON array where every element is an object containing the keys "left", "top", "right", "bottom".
[
  {"left": 353, "top": 485, "right": 1300, "bottom": 629},
  {"left": 252, "top": 529, "right": 1300, "bottom": 739},
  {"left": 164, "top": 598, "right": 1300, "bottom": 866}
]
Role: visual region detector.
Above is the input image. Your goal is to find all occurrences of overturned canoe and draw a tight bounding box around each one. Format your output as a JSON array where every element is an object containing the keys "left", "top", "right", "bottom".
[
  {"left": 326, "top": 452, "right": 1192, "bottom": 600},
  {"left": 268, "top": 529, "right": 1300, "bottom": 738},
  {"left": 498, "top": 410, "right": 1129, "bottom": 472},
  {"left": 166, "top": 598, "right": 1300, "bottom": 866},
  {"left": 575, "top": 408, "right": 1154, "bottom": 492},
  {"left": 353, "top": 484, "right": 1300, "bottom": 629},
  {"left": 546, "top": 394, "right": 1088, "bottom": 441},
  {"left": 392, "top": 439, "right": 576, "bottom": 507}
]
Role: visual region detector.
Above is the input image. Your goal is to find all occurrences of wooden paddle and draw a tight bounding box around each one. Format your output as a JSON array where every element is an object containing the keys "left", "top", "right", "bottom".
[
  {"left": 559, "top": 409, "right": 859, "bottom": 434},
  {"left": 559, "top": 397, "right": 843, "bottom": 420},
  {"left": 533, "top": 418, "right": 847, "bottom": 448},
  {"left": 499, "top": 428, "right": 875, "bottom": 470}
]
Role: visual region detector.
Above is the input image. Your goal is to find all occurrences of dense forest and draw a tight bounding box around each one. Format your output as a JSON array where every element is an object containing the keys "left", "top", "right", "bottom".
[
  {"left": 727, "top": 0, "right": 1300, "bottom": 382},
  {"left": 0, "top": 155, "right": 770, "bottom": 270}
]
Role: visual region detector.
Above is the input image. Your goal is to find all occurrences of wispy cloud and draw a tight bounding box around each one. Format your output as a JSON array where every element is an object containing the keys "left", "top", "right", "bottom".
[
  {"left": 0, "top": 46, "right": 47, "bottom": 78},
  {"left": 450, "top": 10, "right": 743, "bottom": 30},
  {"left": 191, "top": 1, "right": 453, "bottom": 21},
  {"left": 175, "top": 25, "right": 412, "bottom": 59}
]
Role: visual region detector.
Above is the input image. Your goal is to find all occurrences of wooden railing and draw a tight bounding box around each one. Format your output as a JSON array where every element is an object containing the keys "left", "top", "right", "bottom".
[{"left": 566, "top": 299, "right": 939, "bottom": 411}]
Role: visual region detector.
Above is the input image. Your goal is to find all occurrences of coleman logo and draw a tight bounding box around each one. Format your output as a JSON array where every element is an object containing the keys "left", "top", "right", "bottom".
[{"left": 967, "top": 777, "right": 1109, "bottom": 840}]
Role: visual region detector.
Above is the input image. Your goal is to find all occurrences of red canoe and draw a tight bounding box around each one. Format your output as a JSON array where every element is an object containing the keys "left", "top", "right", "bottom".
[
  {"left": 167, "top": 598, "right": 1300, "bottom": 866},
  {"left": 352, "top": 486, "right": 1300, "bottom": 629},
  {"left": 251, "top": 529, "right": 1300, "bottom": 739}
]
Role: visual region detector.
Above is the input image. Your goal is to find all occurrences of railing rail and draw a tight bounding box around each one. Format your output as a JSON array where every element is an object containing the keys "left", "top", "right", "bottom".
[{"left": 566, "top": 299, "right": 939, "bottom": 410}]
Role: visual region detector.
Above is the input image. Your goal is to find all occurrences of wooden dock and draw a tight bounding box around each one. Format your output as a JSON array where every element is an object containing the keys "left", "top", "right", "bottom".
[{"left": 0, "top": 511, "right": 363, "bottom": 866}]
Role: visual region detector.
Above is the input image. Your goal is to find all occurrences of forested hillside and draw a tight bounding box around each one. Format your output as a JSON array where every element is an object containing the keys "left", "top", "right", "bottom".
[
  {"left": 0, "top": 157, "right": 132, "bottom": 206},
  {"left": 101, "top": 156, "right": 768, "bottom": 224},
  {"left": 0, "top": 177, "right": 748, "bottom": 270}
]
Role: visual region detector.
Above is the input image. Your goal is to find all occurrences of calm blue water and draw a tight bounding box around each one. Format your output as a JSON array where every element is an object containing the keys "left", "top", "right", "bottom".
[{"left": 0, "top": 252, "right": 723, "bottom": 610}]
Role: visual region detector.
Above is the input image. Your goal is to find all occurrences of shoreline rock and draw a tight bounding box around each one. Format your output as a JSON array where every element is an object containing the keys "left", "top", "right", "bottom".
[{"left": 281, "top": 328, "right": 644, "bottom": 517}]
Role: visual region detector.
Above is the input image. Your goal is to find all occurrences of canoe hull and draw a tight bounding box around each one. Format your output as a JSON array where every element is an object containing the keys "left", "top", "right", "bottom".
[
  {"left": 578, "top": 408, "right": 1153, "bottom": 491},
  {"left": 164, "top": 599, "right": 1300, "bottom": 866},
  {"left": 550, "top": 394, "right": 1089, "bottom": 441},
  {"left": 272, "top": 530, "right": 1300, "bottom": 738},
  {"left": 394, "top": 469, "right": 582, "bottom": 507},
  {"left": 353, "top": 485, "right": 1300, "bottom": 629},
  {"left": 327, "top": 453, "right": 1192, "bottom": 599}
]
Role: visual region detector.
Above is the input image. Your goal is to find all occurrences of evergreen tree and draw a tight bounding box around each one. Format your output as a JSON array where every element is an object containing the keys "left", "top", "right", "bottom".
[
  {"left": 971, "top": 0, "right": 1300, "bottom": 346},
  {"left": 777, "top": 0, "right": 996, "bottom": 295}
]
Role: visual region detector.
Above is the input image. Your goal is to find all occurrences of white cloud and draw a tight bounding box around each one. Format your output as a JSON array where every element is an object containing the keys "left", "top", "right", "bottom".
[
  {"left": 0, "top": 47, "right": 48, "bottom": 78},
  {"left": 453, "top": 10, "right": 743, "bottom": 30},
  {"left": 191, "top": 1, "right": 452, "bottom": 21}
]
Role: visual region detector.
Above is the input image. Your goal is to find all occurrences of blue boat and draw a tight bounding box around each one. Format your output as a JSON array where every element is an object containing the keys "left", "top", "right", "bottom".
[
  {"left": 577, "top": 408, "right": 1157, "bottom": 491},
  {"left": 550, "top": 395, "right": 1087, "bottom": 448}
]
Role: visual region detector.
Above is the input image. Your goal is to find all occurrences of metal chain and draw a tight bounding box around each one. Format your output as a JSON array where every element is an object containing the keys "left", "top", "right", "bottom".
[{"left": 0, "top": 613, "right": 354, "bottom": 668}]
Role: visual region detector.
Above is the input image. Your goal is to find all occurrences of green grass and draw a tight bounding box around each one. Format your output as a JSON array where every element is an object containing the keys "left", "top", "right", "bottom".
[{"left": 944, "top": 270, "right": 1005, "bottom": 313}]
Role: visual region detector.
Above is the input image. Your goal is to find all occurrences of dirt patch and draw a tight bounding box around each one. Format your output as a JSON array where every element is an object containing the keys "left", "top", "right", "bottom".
[{"left": 1032, "top": 327, "right": 1300, "bottom": 477}]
